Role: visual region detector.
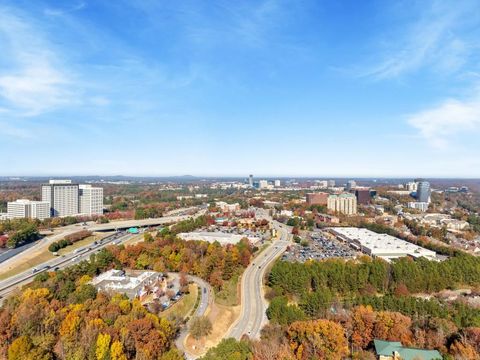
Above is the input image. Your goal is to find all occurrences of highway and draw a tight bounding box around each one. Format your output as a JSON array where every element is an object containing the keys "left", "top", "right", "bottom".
[
  {"left": 0, "top": 231, "right": 136, "bottom": 303},
  {"left": 227, "top": 220, "right": 291, "bottom": 340},
  {"left": 0, "top": 207, "right": 206, "bottom": 273}
]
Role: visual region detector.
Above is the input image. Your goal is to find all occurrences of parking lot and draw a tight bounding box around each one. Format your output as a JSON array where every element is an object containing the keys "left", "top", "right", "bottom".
[{"left": 282, "top": 230, "right": 357, "bottom": 262}]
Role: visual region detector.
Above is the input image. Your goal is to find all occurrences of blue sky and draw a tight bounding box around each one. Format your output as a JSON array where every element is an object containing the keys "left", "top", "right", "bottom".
[{"left": 1, "top": 0, "right": 480, "bottom": 177}]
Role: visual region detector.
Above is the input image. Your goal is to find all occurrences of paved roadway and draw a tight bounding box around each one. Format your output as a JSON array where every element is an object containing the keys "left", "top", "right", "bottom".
[
  {"left": 0, "top": 231, "right": 136, "bottom": 303},
  {"left": 175, "top": 276, "right": 213, "bottom": 360},
  {"left": 0, "top": 207, "right": 206, "bottom": 270},
  {"left": 227, "top": 220, "right": 291, "bottom": 340}
]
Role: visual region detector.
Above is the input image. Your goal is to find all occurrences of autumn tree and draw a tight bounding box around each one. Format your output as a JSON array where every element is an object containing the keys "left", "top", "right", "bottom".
[
  {"left": 190, "top": 316, "right": 213, "bottom": 340},
  {"left": 287, "top": 319, "right": 348, "bottom": 360}
]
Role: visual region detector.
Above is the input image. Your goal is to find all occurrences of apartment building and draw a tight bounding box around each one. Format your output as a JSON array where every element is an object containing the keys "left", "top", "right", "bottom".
[{"left": 327, "top": 193, "right": 357, "bottom": 215}]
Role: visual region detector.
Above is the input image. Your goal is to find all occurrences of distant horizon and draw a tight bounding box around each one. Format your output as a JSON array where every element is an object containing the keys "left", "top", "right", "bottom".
[{"left": 1, "top": 174, "right": 479, "bottom": 181}]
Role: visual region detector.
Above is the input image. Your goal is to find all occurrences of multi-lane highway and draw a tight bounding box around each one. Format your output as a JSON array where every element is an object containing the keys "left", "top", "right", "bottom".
[
  {"left": 0, "top": 231, "right": 135, "bottom": 302},
  {"left": 227, "top": 221, "right": 291, "bottom": 340},
  {"left": 0, "top": 207, "right": 206, "bottom": 274}
]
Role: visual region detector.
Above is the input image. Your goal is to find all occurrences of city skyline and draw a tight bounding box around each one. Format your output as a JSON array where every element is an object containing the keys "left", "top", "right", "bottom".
[{"left": 1, "top": 0, "right": 480, "bottom": 176}]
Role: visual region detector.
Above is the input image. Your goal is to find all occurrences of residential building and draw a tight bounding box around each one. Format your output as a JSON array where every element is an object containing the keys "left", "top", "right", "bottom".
[
  {"left": 274, "top": 179, "right": 281, "bottom": 187},
  {"left": 355, "top": 188, "right": 371, "bottom": 205},
  {"left": 306, "top": 192, "right": 329, "bottom": 206},
  {"left": 374, "top": 339, "right": 442, "bottom": 360},
  {"left": 79, "top": 185, "right": 104, "bottom": 216},
  {"left": 327, "top": 193, "right": 357, "bottom": 215},
  {"left": 41, "top": 180, "right": 79, "bottom": 217},
  {"left": 7, "top": 199, "right": 50, "bottom": 220},
  {"left": 0, "top": 213, "right": 8, "bottom": 221},
  {"left": 315, "top": 180, "right": 328, "bottom": 188},
  {"left": 90, "top": 269, "right": 161, "bottom": 300},
  {"left": 215, "top": 201, "right": 241, "bottom": 212},
  {"left": 330, "top": 227, "right": 437, "bottom": 262},
  {"left": 416, "top": 180, "right": 431, "bottom": 203},
  {"left": 408, "top": 202, "right": 429, "bottom": 212},
  {"left": 280, "top": 210, "right": 293, "bottom": 217},
  {"left": 315, "top": 213, "right": 340, "bottom": 224},
  {"left": 327, "top": 180, "right": 335, "bottom": 187}
]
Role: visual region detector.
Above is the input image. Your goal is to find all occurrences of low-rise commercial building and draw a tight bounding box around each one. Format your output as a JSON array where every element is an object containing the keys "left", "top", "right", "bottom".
[
  {"left": 177, "top": 231, "right": 260, "bottom": 245},
  {"left": 7, "top": 199, "right": 51, "bottom": 220},
  {"left": 329, "top": 227, "right": 437, "bottom": 262}
]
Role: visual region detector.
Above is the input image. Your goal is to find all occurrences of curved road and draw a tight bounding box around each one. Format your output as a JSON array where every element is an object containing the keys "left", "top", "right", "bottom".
[{"left": 175, "top": 275, "right": 213, "bottom": 360}]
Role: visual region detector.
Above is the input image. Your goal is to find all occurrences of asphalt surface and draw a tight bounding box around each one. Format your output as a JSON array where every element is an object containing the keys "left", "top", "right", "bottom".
[
  {"left": 227, "top": 220, "right": 290, "bottom": 340},
  {"left": 0, "top": 231, "right": 135, "bottom": 303},
  {"left": 0, "top": 207, "right": 205, "bottom": 272},
  {"left": 174, "top": 275, "right": 213, "bottom": 360}
]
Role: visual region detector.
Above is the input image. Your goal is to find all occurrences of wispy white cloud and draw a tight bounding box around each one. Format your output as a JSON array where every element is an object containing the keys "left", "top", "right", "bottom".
[
  {"left": 43, "top": 2, "right": 86, "bottom": 17},
  {"left": 0, "top": 7, "right": 75, "bottom": 117},
  {"left": 406, "top": 95, "right": 480, "bottom": 148},
  {"left": 363, "top": 0, "right": 478, "bottom": 80}
]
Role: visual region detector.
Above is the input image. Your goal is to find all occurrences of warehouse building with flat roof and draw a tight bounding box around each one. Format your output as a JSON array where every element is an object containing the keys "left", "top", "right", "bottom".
[{"left": 329, "top": 227, "right": 437, "bottom": 262}]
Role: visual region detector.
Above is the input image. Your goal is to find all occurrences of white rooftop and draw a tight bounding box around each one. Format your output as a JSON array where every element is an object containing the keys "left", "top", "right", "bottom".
[
  {"left": 178, "top": 231, "right": 260, "bottom": 245},
  {"left": 330, "top": 227, "right": 437, "bottom": 261}
]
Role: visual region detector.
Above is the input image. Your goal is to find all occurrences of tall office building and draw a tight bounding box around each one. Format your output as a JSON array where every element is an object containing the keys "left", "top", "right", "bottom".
[
  {"left": 79, "top": 185, "right": 104, "bottom": 216},
  {"left": 327, "top": 193, "right": 357, "bottom": 215},
  {"left": 7, "top": 199, "right": 50, "bottom": 220},
  {"left": 41, "top": 180, "right": 79, "bottom": 217},
  {"left": 415, "top": 180, "right": 431, "bottom": 203},
  {"left": 248, "top": 174, "right": 253, "bottom": 187},
  {"left": 346, "top": 180, "right": 357, "bottom": 191},
  {"left": 274, "top": 180, "right": 281, "bottom": 187}
]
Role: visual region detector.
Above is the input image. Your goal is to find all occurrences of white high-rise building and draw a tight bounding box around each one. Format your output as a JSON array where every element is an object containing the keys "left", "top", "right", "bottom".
[
  {"left": 405, "top": 182, "right": 418, "bottom": 192},
  {"left": 41, "top": 180, "right": 79, "bottom": 217},
  {"left": 327, "top": 193, "right": 357, "bottom": 215},
  {"left": 79, "top": 185, "right": 104, "bottom": 216},
  {"left": 258, "top": 180, "right": 269, "bottom": 189},
  {"left": 7, "top": 199, "right": 51, "bottom": 220},
  {"left": 274, "top": 180, "right": 281, "bottom": 187}
]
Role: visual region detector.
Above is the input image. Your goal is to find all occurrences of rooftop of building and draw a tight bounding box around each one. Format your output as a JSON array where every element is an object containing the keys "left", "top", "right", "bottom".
[
  {"left": 374, "top": 339, "right": 442, "bottom": 360},
  {"left": 330, "top": 227, "right": 436, "bottom": 260}
]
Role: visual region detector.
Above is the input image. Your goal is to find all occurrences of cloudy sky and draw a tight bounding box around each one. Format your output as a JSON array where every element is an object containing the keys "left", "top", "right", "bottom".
[{"left": 1, "top": 0, "right": 479, "bottom": 177}]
